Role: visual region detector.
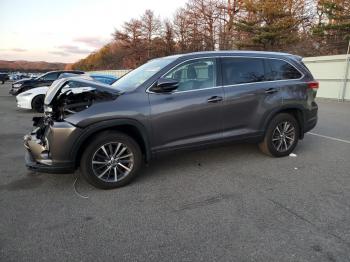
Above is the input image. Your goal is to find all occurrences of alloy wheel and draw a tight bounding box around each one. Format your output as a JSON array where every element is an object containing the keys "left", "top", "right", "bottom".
[
  {"left": 271, "top": 121, "right": 296, "bottom": 152},
  {"left": 91, "top": 142, "right": 134, "bottom": 182}
]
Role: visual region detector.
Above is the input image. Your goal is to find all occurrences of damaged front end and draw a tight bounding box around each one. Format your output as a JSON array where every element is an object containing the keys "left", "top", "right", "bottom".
[
  {"left": 44, "top": 77, "right": 119, "bottom": 121},
  {"left": 24, "top": 77, "right": 120, "bottom": 173}
]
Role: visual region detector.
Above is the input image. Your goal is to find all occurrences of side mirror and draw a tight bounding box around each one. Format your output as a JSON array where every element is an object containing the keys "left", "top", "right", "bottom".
[{"left": 150, "top": 78, "right": 179, "bottom": 93}]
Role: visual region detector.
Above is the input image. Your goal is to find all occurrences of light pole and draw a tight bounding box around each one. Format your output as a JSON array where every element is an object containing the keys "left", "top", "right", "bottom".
[{"left": 340, "top": 40, "right": 350, "bottom": 102}]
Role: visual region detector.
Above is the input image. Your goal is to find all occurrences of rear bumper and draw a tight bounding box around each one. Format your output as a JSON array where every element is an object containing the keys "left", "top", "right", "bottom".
[
  {"left": 304, "top": 116, "right": 317, "bottom": 133},
  {"left": 303, "top": 102, "right": 318, "bottom": 133}
]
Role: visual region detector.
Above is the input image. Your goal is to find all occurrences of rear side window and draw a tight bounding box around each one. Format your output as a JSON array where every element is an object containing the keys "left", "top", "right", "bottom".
[
  {"left": 222, "top": 58, "right": 265, "bottom": 85},
  {"left": 265, "top": 59, "right": 302, "bottom": 80}
]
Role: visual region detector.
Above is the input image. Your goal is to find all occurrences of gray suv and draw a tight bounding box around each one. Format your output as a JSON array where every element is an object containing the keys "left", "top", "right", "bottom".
[{"left": 24, "top": 51, "right": 318, "bottom": 189}]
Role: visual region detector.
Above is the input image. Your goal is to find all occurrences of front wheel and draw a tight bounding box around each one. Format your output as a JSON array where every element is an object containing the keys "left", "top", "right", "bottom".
[
  {"left": 259, "top": 113, "right": 300, "bottom": 157},
  {"left": 31, "top": 95, "right": 44, "bottom": 113},
  {"left": 80, "top": 131, "right": 142, "bottom": 189}
]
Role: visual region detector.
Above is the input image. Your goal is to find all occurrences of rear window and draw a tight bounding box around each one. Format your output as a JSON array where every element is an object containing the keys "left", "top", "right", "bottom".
[
  {"left": 265, "top": 59, "right": 302, "bottom": 81},
  {"left": 222, "top": 58, "right": 265, "bottom": 85}
]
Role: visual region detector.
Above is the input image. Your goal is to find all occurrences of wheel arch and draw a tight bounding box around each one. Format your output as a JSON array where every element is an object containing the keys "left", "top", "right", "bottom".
[
  {"left": 71, "top": 119, "right": 151, "bottom": 168},
  {"left": 30, "top": 94, "right": 45, "bottom": 111},
  {"left": 262, "top": 106, "right": 305, "bottom": 139}
]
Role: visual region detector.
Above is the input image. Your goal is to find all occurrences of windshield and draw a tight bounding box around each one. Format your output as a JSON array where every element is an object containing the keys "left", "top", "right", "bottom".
[{"left": 112, "top": 57, "right": 177, "bottom": 91}]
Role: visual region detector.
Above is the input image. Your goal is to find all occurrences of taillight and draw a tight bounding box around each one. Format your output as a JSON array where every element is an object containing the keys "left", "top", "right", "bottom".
[{"left": 307, "top": 81, "right": 319, "bottom": 90}]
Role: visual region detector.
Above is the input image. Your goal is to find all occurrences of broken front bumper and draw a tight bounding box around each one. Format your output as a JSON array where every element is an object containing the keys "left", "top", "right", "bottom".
[{"left": 24, "top": 119, "right": 78, "bottom": 173}]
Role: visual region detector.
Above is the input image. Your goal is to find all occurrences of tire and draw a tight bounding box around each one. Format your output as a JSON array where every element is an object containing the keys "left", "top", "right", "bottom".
[
  {"left": 31, "top": 95, "right": 45, "bottom": 113},
  {"left": 259, "top": 113, "right": 300, "bottom": 157},
  {"left": 80, "top": 131, "right": 142, "bottom": 189}
]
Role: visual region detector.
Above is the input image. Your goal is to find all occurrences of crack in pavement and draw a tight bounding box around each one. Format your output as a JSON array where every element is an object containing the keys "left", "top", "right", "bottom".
[{"left": 268, "top": 198, "right": 350, "bottom": 249}]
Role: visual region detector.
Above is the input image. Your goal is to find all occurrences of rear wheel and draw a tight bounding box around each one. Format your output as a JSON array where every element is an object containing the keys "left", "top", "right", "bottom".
[
  {"left": 80, "top": 131, "right": 142, "bottom": 189},
  {"left": 31, "top": 95, "right": 44, "bottom": 113},
  {"left": 259, "top": 113, "right": 299, "bottom": 157}
]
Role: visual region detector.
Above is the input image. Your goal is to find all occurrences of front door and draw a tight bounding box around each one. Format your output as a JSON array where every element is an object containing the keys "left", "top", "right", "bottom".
[{"left": 148, "top": 58, "right": 224, "bottom": 152}]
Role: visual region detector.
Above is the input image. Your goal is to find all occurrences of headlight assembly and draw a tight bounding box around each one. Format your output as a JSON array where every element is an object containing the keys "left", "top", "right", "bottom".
[{"left": 13, "top": 83, "right": 22, "bottom": 88}]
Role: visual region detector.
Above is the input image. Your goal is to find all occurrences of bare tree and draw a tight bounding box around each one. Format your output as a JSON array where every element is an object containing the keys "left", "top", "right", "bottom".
[
  {"left": 113, "top": 18, "right": 145, "bottom": 68},
  {"left": 142, "top": 10, "right": 162, "bottom": 58},
  {"left": 73, "top": 0, "right": 348, "bottom": 71},
  {"left": 163, "top": 19, "right": 176, "bottom": 55},
  {"left": 173, "top": 8, "right": 191, "bottom": 52}
]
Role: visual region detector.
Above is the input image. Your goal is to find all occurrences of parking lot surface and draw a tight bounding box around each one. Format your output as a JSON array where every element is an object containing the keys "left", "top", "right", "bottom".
[{"left": 1, "top": 82, "right": 350, "bottom": 262}]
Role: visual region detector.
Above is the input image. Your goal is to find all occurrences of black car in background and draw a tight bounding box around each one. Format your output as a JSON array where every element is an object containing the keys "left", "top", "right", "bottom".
[
  {"left": 9, "top": 70, "right": 84, "bottom": 95},
  {"left": 0, "top": 73, "right": 9, "bottom": 84}
]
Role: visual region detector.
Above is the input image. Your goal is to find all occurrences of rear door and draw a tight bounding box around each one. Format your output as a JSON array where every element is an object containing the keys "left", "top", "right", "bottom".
[
  {"left": 148, "top": 58, "right": 224, "bottom": 152},
  {"left": 220, "top": 57, "right": 283, "bottom": 138}
]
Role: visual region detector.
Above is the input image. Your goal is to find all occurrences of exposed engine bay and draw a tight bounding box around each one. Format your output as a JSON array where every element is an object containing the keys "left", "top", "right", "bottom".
[
  {"left": 44, "top": 77, "right": 119, "bottom": 120},
  {"left": 31, "top": 77, "right": 119, "bottom": 142}
]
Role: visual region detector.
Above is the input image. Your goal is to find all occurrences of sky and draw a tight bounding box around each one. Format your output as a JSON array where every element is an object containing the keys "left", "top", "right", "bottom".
[{"left": 0, "top": 0, "right": 188, "bottom": 63}]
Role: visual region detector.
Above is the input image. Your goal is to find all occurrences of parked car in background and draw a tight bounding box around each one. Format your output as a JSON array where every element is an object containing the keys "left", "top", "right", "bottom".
[
  {"left": 0, "top": 73, "right": 9, "bottom": 84},
  {"left": 16, "top": 73, "right": 117, "bottom": 112},
  {"left": 9, "top": 70, "right": 84, "bottom": 95},
  {"left": 24, "top": 51, "right": 318, "bottom": 189}
]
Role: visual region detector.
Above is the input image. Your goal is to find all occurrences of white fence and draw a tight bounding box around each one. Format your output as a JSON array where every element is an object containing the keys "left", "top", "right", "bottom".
[
  {"left": 303, "top": 54, "right": 350, "bottom": 101},
  {"left": 89, "top": 54, "right": 350, "bottom": 101}
]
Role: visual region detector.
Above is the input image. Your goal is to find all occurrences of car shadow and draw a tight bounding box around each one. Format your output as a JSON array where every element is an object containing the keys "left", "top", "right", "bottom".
[{"left": 136, "top": 142, "right": 262, "bottom": 183}]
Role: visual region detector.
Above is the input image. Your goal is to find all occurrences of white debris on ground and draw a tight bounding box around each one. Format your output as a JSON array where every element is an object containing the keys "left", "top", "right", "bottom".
[{"left": 289, "top": 153, "right": 297, "bottom": 157}]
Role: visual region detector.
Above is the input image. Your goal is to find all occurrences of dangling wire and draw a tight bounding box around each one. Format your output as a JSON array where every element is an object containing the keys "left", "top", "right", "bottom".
[{"left": 73, "top": 173, "right": 89, "bottom": 199}]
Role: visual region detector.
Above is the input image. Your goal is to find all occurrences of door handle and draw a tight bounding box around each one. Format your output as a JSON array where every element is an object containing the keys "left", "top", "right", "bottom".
[
  {"left": 207, "top": 96, "right": 223, "bottom": 103},
  {"left": 265, "top": 88, "right": 278, "bottom": 94}
]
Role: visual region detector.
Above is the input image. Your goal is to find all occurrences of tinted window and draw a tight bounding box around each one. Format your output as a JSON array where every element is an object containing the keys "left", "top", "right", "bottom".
[
  {"left": 222, "top": 58, "right": 265, "bottom": 85},
  {"left": 265, "top": 59, "right": 302, "bottom": 80},
  {"left": 164, "top": 58, "right": 216, "bottom": 91},
  {"left": 41, "top": 72, "right": 59, "bottom": 81}
]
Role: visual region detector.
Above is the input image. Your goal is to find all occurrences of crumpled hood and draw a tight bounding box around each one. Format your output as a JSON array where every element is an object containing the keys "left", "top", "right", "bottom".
[
  {"left": 44, "top": 77, "right": 119, "bottom": 106},
  {"left": 44, "top": 78, "right": 66, "bottom": 105}
]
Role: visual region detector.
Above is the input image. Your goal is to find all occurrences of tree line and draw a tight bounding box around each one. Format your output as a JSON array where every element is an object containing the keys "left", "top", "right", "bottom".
[{"left": 70, "top": 0, "right": 350, "bottom": 70}]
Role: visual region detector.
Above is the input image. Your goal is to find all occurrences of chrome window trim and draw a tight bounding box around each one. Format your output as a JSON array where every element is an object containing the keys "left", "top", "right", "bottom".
[{"left": 146, "top": 55, "right": 305, "bottom": 94}]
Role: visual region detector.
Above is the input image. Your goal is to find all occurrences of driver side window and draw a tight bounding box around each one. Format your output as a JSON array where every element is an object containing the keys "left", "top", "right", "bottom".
[{"left": 164, "top": 58, "right": 216, "bottom": 92}]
